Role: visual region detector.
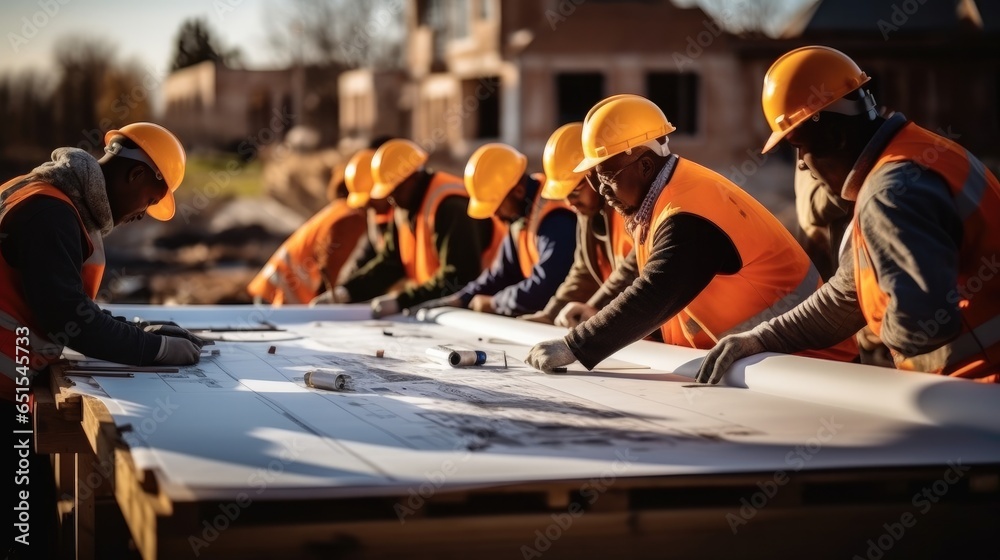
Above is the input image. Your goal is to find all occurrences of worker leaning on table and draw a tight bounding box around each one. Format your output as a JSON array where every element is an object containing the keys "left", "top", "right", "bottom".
[
  {"left": 329, "top": 139, "right": 506, "bottom": 317},
  {"left": 525, "top": 94, "right": 858, "bottom": 372},
  {"left": 409, "top": 142, "right": 577, "bottom": 316},
  {"left": 1, "top": 122, "right": 204, "bottom": 402},
  {"left": 519, "top": 122, "right": 637, "bottom": 327},
  {"left": 698, "top": 46, "right": 1000, "bottom": 384},
  {"left": 1, "top": 123, "right": 204, "bottom": 560}
]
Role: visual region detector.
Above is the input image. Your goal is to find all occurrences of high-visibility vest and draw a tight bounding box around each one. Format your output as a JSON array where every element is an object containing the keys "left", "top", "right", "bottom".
[
  {"left": 637, "top": 158, "right": 858, "bottom": 362},
  {"left": 247, "top": 199, "right": 364, "bottom": 305},
  {"left": 594, "top": 209, "right": 633, "bottom": 281},
  {"left": 0, "top": 180, "right": 105, "bottom": 400},
  {"left": 853, "top": 122, "right": 1000, "bottom": 383},
  {"left": 397, "top": 172, "right": 506, "bottom": 284},
  {"left": 517, "top": 174, "right": 575, "bottom": 278}
]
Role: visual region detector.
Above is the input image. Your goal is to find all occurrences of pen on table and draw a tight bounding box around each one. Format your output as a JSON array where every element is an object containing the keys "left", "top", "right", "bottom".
[
  {"left": 425, "top": 346, "right": 508, "bottom": 368},
  {"left": 64, "top": 370, "right": 135, "bottom": 378}
]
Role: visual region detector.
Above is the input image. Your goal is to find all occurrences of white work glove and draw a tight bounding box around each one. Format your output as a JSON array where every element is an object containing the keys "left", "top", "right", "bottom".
[
  {"left": 143, "top": 324, "right": 209, "bottom": 347},
  {"left": 403, "top": 294, "right": 464, "bottom": 318},
  {"left": 696, "top": 331, "right": 766, "bottom": 384},
  {"left": 310, "top": 286, "right": 351, "bottom": 306},
  {"left": 555, "top": 302, "right": 598, "bottom": 328},
  {"left": 154, "top": 336, "right": 201, "bottom": 365},
  {"left": 371, "top": 295, "right": 401, "bottom": 318},
  {"left": 525, "top": 339, "right": 577, "bottom": 373}
]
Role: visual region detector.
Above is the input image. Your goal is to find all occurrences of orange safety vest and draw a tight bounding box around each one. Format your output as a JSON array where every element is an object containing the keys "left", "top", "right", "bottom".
[
  {"left": 517, "top": 174, "right": 575, "bottom": 278},
  {"left": 397, "top": 172, "right": 506, "bottom": 284},
  {"left": 853, "top": 122, "right": 1000, "bottom": 383},
  {"left": 247, "top": 199, "right": 364, "bottom": 305},
  {"left": 594, "top": 209, "right": 633, "bottom": 281},
  {"left": 0, "top": 180, "right": 105, "bottom": 399},
  {"left": 637, "top": 158, "right": 857, "bottom": 362}
]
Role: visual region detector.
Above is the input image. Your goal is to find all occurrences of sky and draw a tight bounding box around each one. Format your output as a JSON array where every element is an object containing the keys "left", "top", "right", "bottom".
[
  {"left": 1, "top": 0, "right": 281, "bottom": 77},
  {"left": 0, "top": 0, "right": 811, "bottom": 79}
]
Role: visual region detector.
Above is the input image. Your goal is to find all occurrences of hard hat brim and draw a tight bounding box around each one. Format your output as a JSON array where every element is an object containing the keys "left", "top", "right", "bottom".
[
  {"left": 541, "top": 176, "right": 581, "bottom": 201},
  {"left": 147, "top": 191, "right": 176, "bottom": 221},
  {"left": 369, "top": 181, "right": 396, "bottom": 200},
  {"left": 467, "top": 198, "right": 499, "bottom": 220},
  {"left": 347, "top": 192, "right": 370, "bottom": 208},
  {"left": 572, "top": 154, "right": 612, "bottom": 174},
  {"left": 762, "top": 130, "right": 787, "bottom": 154}
]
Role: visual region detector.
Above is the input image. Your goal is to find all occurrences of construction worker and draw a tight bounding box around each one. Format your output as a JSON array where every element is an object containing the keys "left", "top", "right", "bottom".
[
  {"left": 525, "top": 94, "right": 858, "bottom": 372},
  {"left": 1, "top": 123, "right": 201, "bottom": 559},
  {"left": 410, "top": 143, "right": 577, "bottom": 316},
  {"left": 519, "top": 123, "right": 636, "bottom": 326},
  {"left": 698, "top": 45, "right": 1000, "bottom": 384},
  {"left": 334, "top": 148, "right": 394, "bottom": 286},
  {"left": 330, "top": 139, "right": 504, "bottom": 317},
  {"left": 247, "top": 151, "right": 366, "bottom": 305}
]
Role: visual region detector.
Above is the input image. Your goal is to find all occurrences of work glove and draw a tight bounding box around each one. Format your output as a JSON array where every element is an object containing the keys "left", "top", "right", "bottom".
[
  {"left": 143, "top": 324, "right": 210, "bottom": 347},
  {"left": 468, "top": 295, "right": 495, "bottom": 314},
  {"left": 695, "top": 331, "right": 766, "bottom": 385},
  {"left": 310, "top": 286, "right": 351, "bottom": 306},
  {"left": 154, "top": 336, "right": 201, "bottom": 365},
  {"left": 555, "top": 302, "right": 598, "bottom": 328},
  {"left": 403, "top": 294, "right": 464, "bottom": 318},
  {"left": 371, "top": 295, "right": 401, "bottom": 318},
  {"left": 525, "top": 339, "right": 577, "bottom": 373}
]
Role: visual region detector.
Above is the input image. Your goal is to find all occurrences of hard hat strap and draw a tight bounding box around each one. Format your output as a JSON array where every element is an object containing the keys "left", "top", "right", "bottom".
[
  {"left": 822, "top": 89, "right": 877, "bottom": 121},
  {"left": 105, "top": 141, "right": 164, "bottom": 181}
]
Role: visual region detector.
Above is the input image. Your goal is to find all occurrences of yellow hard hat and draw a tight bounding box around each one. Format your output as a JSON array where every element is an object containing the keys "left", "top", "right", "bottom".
[
  {"left": 464, "top": 143, "right": 527, "bottom": 219},
  {"left": 104, "top": 122, "right": 186, "bottom": 221},
  {"left": 370, "top": 139, "right": 428, "bottom": 199},
  {"left": 345, "top": 149, "right": 376, "bottom": 209},
  {"left": 540, "top": 123, "right": 587, "bottom": 200},
  {"left": 761, "top": 46, "right": 870, "bottom": 153},
  {"left": 573, "top": 94, "right": 675, "bottom": 173}
]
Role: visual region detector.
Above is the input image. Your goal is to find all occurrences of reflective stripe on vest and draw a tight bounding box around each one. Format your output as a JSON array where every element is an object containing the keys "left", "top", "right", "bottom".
[
  {"left": 247, "top": 200, "right": 363, "bottom": 305},
  {"left": 517, "top": 174, "right": 573, "bottom": 278},
  {"left": 853, "top": 122, "right": 1000, "bottom": 382},
  {"left": 637, "top": 158, "right": 857, "bottom": 362}
]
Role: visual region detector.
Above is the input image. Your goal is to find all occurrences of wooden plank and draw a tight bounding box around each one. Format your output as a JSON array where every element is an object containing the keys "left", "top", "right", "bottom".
[
  {"left": 34, "top": 386, "right": 89, "bottom": 454},
  {"left": 75, "top": 452, "right": 95, "bottom": 560}
]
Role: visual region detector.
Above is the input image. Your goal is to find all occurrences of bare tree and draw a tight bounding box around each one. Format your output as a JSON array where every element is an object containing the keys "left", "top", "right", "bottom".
[
  {"left": 51, "top": 36, "right": 115, "bottom": 146},
  {"left": 700, "top": 0, "right": 786, "bottom": 38},
  {"left": 264, "top": 0, "right": 403, "bottom": 69}
]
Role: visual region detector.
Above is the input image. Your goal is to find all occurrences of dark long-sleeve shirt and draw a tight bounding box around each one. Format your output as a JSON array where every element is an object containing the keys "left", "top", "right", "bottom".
[
  {"left": 565, "top": 212, "right": 741, "bottom": 369},
  {"left": 1, "top": 197, "right": 161, "bottom": 365},
  {"left": 340, "top": 192, "right": 494, "bottom": 309},
  {"left": 458, "top": 208, "right": 577, "bottom": 316}
]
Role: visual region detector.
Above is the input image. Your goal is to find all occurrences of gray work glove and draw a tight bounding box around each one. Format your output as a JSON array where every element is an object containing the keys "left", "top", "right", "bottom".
[
  {"left": 696, "top": 331, "right": 766, "bottom": 384},
  {"left": 555, "top": 302, "right": 598, "bottom": 328},
  {"left": 525, "top": 339, "right": 577, "bottom": 373},
  {"left": 403, "top": 294, "right": 464, "bottom": 318},
  {"left": 143, "top": 324, "right": 210, "bottom": 347},
  {"left": 154, "top": 336, "right": 201, "bottom": 365},
  {"left": 371, "top": 295, "right": 401, "bottom": 318}
]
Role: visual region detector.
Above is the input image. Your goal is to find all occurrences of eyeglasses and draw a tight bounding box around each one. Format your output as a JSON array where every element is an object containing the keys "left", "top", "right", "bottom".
[{"left": 594, "top": 153, "right": 641, "bottom": 187}]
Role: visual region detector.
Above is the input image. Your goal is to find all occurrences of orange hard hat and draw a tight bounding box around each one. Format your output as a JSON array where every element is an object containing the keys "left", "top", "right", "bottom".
[
  {"left": 464, "top": 143, "right": 527, "bottom": 219},
  {"left": 104, "top": 122, "right": 186, "bottom": 221},
  {"left": 370, "top": 139, "right": 428, "bottom": 199},
  {"left": 345, "top": 149, "right": 376, "bottom": 209},
  {"left": 761, "top": 46, "right": 870, "bottom": 153},
  {"left": 541, "top": 123, "right": 587, "bottom": 200},
  {"left": 574, "top": 94, "right": 675, "bottom": 173}
]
